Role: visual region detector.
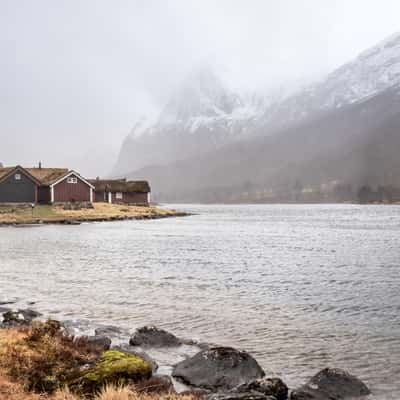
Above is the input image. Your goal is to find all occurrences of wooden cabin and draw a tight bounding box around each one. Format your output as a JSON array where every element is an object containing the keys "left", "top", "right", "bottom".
[
  {"left": 0, "top": 165, "right": 94, "bottom": 204},
  {"left": 0, "top": 166, "right": 42, "bottom": 203},
  {"left": 90, "top": 179, "right": 151, "bottom": 206}
]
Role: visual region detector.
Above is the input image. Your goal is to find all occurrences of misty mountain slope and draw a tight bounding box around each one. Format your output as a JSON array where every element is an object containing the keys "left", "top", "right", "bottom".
[
  {"left": 114, "top": 70, "right": 268, "bottom": 175},
  {"left": 114, "top": 32, "right": 400, "bottom": 180},
  {"left": 114, "top": 32, "right": 400, "bottom": 202},
  {"left": 130, "top": 83, "right": 400, "bottom": 202},
  {"left": 356, "top": 110, "right": 400, "bottom": 186},
  {"left": 252, "top": 32, "right": 400, "bottom": 134}
]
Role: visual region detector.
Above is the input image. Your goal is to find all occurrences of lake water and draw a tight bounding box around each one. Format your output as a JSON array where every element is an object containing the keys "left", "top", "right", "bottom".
[{"left": 0, "top": 204, "right": 399, "bottom": 398}]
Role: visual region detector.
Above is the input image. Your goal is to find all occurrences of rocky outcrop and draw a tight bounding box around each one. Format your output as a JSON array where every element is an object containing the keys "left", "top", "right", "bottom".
[
  {"left": 94, "top": 325, "right": 123, "bottom": 336},
  {"left": 290, "top": 368, "right": 370, "bottom": 400},
  {"left": 113, "top": 344, "right": 159, "bottom": 372},
  {"left": 0, "top": 310, "right": 373, "bottom": 399},
  {"left": 1, "top": 309, "right": 41, "bottom": 327},
  {"left": 172, "top": 346, "right": 265, "bottom": 391},
  {"left": 69, "top": 350, "right": 152, "bottom": 394},
  {"left": 87, "top": 335, "right": 112, "bottom": 350},
  {"left": 236, "top": 378, "right": 288, "bottom": 400},
  {"left": 129, "top": 326, "right": 181, "bottom": 347}
]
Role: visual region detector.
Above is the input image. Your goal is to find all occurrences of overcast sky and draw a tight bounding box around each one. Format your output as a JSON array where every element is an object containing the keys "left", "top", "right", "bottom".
[{"left": 1, "top": 0, "right": 400, "bottom": 176}]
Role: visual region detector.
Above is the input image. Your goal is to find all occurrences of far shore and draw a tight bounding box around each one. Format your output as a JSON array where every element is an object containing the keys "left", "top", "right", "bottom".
[{"left": 0, "top": 203, "right": 190, "bottom": 226}]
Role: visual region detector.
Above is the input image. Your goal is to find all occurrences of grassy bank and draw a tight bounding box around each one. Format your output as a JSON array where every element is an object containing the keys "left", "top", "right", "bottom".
[
  {"left": 0, "top": 203, "right": 188, "bottom": 225},
  {"left": 0, "top": 322, "right": 193, "bottom": 400},
  {"left": 0, "top": 377, "right": 188, "bottom": 400}
]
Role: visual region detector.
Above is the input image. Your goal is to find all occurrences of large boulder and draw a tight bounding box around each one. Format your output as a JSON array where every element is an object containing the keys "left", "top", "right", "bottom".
[
  {"left": 172, "top": 346, "right": 265, "bottom": 391},
  {"left": 1, "top": 309, "right": 41, "bottom": 327},
  {"left": 129, "top": 326, "right": 181, "bottom": 347},
  {"left": 94, "top": 325, "right": 123, "bottom": 336},
  {"left": 290, "top": 368, "right": 370, "bottom": 400},
  {"left": 69, "top": 350, "right": 152, "bottom": 394},
  {"left": 87, "top": 335, "right": 112, "bottom": 350},
  {"left": 236, "top": 378, "right": 288, "bottom": 400}
]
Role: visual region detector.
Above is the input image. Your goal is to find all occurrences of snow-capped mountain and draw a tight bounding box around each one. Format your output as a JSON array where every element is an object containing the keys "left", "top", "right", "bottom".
[
  {"left": 319, "top": 31, "right": 400, "bottom": 106},
  {"left": 157, "top": 69, "right": 243, "bottom": 131},
  {"left": 114, "top": 69, "right": 282, "bottom": 174},
  {"left": 114, "top": 32, "right": 400, "bottom": 178},
  {"left": 257, "top": 32, "right": 400, "bottom": 131},
  {"left": 130, "top": 75, "right": 400, "bottom": 203}
]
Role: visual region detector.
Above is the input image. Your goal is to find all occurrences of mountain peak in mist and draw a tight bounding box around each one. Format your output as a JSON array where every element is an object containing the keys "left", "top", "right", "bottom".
[
  {"left": 321, "top": 30, "right": 400, "bottom": 104},
  {"left": 114, "top": 68, "right": 262, "bottom": 175},
  {"left": 255, "top": 31, "right": 400, "bottom": 131},
  {"left": 158, "top": 68, "right": 242, "bottom": 127},
  {"left": 114, "top": 31, "right": 400, "bottom": 186},
  {"left": 359, "top": 31, "right": 400, "bottom": 60}
]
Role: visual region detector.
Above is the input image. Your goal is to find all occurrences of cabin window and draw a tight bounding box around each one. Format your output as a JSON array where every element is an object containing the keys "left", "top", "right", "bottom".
[
  {"left": 67, "top": 177, "right": 78, "bottom": 184},
  {"left": 116, "top": 192, "right": 123, "bottom": 199},
  {"left": 15, "top": 173, "right": 21, "bottom": 180}
]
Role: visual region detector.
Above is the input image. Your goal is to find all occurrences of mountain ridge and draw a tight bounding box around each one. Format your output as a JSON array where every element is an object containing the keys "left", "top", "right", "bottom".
[
  {"left": 128, "top": 83, "right": 399, "bottom": 201},
  {"left": 114, "top": 32, "right": 400, "bottom": 202}
]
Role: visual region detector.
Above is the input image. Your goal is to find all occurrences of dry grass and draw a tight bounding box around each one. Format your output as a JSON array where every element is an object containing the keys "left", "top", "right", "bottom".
[
  {"left": 0, "top": 324, "right": 196, "bottom": 400},
  {"left": 0, "top": 321, "right": 101, "bottom": 393},
  {"left": 95, "top": 386, "right": 195, "bottom": 400},
  {"left": 0, "top": 376, "right": 43, "bottom": 400},
  {"left": 95, "top": 385, "right": 132, "bottom": 400},
  {"left": 56, "top": 203, "right": 177, "bottom": 221},
  {"left": 0, "top": 380, "right": 196, "bottom": 400},
  {"left": 52, "top": 389, "right": 81, "bottom": 400},
  {"left": 0, "top": 203, "right": 179, "bottom": 225}
]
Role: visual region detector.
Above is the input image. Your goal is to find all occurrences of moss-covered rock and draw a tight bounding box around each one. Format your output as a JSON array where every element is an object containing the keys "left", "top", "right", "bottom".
[{"left": 69, "top": 350, "right": 152, "bottom": 394}]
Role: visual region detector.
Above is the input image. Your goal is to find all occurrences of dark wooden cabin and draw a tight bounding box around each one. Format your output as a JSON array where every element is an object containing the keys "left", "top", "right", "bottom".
[
  {"left": 90, "top": 179, "right": 151, "bottom": 206},
  {"left": 0, "top": 166, "right": 41, "bottom": 203},
  {"left": 0, "top": 166, "right": 94, "bottom": 204}
]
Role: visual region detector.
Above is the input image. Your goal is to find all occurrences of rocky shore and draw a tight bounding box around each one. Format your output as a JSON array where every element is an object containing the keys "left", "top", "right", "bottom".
[{"left": 0, "top": 307, "right": 372, "bottom": 400}]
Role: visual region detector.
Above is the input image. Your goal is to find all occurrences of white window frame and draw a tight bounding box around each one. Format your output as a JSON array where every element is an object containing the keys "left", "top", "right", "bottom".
[
  {"left": 15, "top": 173, "right": 21, "bottom": 180},
  {"left": 67, "top": 177, "right": 78, "bottom": 184},
  {"left": 115, "top": 192, "right": 123, "bottom": 200}
]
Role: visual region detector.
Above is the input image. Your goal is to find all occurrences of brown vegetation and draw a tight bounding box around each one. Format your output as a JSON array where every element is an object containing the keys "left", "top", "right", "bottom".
[
  {"left": 0, "top": 380, "right": 194, "bottom": 400},
  {"left": 0, "top": 203, "right": 183, "bottom": 225},
  {"left": 0, "top": 320, "right": 102, "bottom": 393},
  {"left": 0, "top": 322, "right": 195, "bottom": 400}
]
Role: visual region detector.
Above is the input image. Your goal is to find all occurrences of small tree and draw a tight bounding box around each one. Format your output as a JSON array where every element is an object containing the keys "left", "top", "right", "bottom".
[{"left": 357, "top": 185, "right": 373, "bottom": 203}]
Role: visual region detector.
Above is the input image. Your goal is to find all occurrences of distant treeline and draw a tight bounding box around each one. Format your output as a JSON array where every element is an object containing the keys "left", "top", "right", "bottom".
[
  {"left": 357, "top": 185, "right": 400, "bottom": 204},
  {"left": 154, "top": 182, "right": 400, "bottom": 204}
]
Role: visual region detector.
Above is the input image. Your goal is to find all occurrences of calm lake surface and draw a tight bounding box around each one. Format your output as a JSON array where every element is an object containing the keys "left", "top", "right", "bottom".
[{"left": 1, "top": 204, "right": 399, "bottom": 398}]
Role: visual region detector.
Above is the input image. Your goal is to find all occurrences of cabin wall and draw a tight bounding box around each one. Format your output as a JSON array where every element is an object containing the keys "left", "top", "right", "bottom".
[
  {"left": 53, "top": 175, "right": 91, "bottom": 203},
  {"left": 0, "top": 171, "right": 37, "bottom": 203},
  {"left": 111, "top": 191, "right": 149, "bottom": 205},
  {"left": 94, "top": 190, "right": 108, "bottom": 202}
]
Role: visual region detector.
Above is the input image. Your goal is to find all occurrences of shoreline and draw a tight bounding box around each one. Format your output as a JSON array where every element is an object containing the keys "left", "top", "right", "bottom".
[
  {"left": 0, "top": 306, "right": 372, "bottom": 400},
  {"left": 0, "top": 203, "right": 191, "bottom": 226}
]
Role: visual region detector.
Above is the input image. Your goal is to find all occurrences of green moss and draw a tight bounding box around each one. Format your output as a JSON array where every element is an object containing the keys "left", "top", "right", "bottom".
[{"left": 69, "top": 350, "right": 152, "bottom": 394}]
